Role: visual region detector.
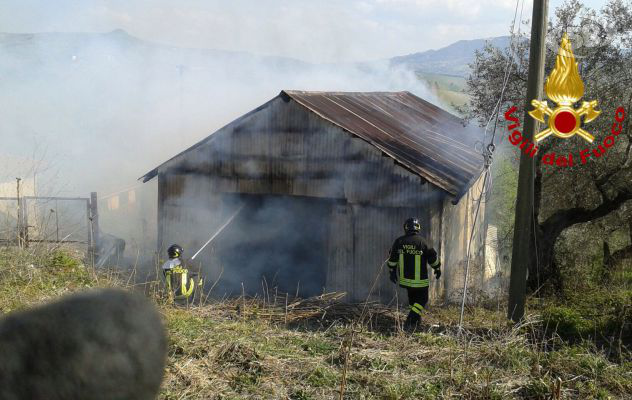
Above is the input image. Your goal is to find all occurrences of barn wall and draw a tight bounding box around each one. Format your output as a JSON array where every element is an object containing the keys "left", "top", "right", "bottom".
[
  {"left": 156, "top": 96, "right": 482, "bottom": 303},
  {"left": 158, "top": 172, "right": 226, "bottom": 279},
  {"left": 158, "top": 172, "right": 447, "bottom": 303},
  {"left": 159, "top": 97, "right": 430, "bottom": 208},
  {"left": 324, "top": 180, "right": 446, "bottom": 304},
  {"left": 324, "top": 203, "right": 353, "bottom": 296},
  {"left": 440, "top": 173, "right": 487, "bottom": 303}
]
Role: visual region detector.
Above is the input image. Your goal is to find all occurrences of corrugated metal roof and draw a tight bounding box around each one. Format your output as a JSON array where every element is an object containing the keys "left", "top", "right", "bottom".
[
  {"left": 281, "top": 90, "right": 483, "bottom": 198},
  {"left": 141, "top": 90, "right": 484, "bottom": 199}
]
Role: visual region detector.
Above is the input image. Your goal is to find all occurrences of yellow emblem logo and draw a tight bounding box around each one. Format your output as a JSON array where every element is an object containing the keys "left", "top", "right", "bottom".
[{"left": 529, "top": 33, "right": 600, "bottom": 143}]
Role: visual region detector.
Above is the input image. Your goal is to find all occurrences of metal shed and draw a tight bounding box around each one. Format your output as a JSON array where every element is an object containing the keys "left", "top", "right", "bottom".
[{"left": 141, "top": 90, "right": 488, "bottom": 303}]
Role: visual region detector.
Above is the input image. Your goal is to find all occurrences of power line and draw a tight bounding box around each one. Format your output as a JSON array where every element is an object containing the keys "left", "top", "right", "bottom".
[{"left": 458, "top": 0, "right": 525, "bottom": 331}]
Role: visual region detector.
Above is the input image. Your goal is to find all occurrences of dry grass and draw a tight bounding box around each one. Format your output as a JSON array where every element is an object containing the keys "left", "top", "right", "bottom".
[
  {"left": 159, "top": 297, "right": 631, "bottom": 400},
  {"left": 1, "top": 246, "right": 630, "bottom": 399}
]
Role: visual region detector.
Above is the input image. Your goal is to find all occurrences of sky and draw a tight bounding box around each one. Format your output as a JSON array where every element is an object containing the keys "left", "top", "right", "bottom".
[{"left": 0, "top": 0, "right": 609, "bottom": 63}]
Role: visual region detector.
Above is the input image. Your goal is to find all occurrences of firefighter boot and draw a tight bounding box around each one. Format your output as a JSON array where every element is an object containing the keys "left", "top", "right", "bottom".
[
  {"left": 405, "top": 302, "right": 424, "bottom": 331},
  {"left": 404, "top": 302, "right": 424, "bottom": 332},
  {"left": 404, "top": 311, "right": 420, "bottom": 332}
]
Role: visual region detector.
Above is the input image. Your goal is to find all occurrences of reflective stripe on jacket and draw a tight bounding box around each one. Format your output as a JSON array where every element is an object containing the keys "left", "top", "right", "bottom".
[
  {"left": 162, "top": 259, "right": 195, "bottom": 300},
  {"left": 387, "top": 233, "right": 438, "bottom": 288}
]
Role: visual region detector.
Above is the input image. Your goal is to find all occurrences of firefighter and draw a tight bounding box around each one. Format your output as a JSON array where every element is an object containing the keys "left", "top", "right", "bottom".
[
  {"left": 387, "top": 218, "right": 441, "bottom": 330},
  {"left": 162, "top": 244, "right": 203, "bottom": 303}
]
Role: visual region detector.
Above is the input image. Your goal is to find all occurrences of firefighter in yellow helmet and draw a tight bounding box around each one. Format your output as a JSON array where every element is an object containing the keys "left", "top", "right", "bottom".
[
  {"left": 387, "top": 218, "right": 441, "bottom": 330},
  {"left": 162, "top": 244, "right": 203, "bottom": 303}
]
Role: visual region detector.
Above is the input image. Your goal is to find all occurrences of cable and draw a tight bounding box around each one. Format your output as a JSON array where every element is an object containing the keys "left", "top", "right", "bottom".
[
  {"left": 458, "top": 168, "right": 490, "bottom": 330},
  {"left": 469, "top": 0, "right": 524, "bottom": 206},
  {"left": 458, "top": 0, "right": 524, "bottom": 332},
  {"left": 532, "top": 142, "right": 541, "bottom": 290},
  {"left": 483, "top": 0, "right": 525, "bottom": 147}
]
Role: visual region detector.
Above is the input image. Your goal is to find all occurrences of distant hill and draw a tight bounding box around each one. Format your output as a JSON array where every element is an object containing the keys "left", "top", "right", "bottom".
[{"left": 389, "top": 36, "right": 511, "bottom": 77}]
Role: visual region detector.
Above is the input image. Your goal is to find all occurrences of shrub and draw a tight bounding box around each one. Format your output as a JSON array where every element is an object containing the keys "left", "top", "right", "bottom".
[{"left": 542, "top": 305, "right": 592, "bottom": 340}]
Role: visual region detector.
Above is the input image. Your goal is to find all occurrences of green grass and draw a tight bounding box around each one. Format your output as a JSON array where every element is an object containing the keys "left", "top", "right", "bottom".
[
  {"left": 527, "top": 259, "right": 631, "bottom": 350},
  {"left": 0, "top": 247, "right": 118, "bottom": 313},
  {"left": 1, "top": 247, "right": 630, "bottom": 399},
  {"left": 416, "top": 72, "right": 467, "bottom": 92},
  {"left": 416, "top": 72, "right": 470, "bottom": 113}
]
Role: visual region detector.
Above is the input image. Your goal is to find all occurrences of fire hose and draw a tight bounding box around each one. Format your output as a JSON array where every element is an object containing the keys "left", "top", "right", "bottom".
[{"left": 190, "top": 204, "right": 245, "bottom": 260}]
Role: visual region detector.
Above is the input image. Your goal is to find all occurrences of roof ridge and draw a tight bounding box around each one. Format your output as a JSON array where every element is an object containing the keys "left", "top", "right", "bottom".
[{"left": 282, "top": 89, "right": 411, "bottom": 95}]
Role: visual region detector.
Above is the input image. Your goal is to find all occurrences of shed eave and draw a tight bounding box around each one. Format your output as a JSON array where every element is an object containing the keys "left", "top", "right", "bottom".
[
  {"left": 140, "top": 168, "right": 158, "bottom": 183},
  {"left": 138, "top": 95, "right": 281, "bottom": 183}
]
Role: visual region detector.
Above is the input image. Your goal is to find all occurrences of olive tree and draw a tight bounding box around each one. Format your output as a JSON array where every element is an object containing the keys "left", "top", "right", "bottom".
[{"left": 462, "top": 0, "right": 632, "bottom": 291}]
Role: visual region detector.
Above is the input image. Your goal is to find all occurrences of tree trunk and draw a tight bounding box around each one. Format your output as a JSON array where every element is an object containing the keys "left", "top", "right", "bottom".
[
  {"left": 603, "top": 241, "right": 612, "bottom": 283},
  {"left": 528, "top": 189, "right": 632, "bottom": 293},
  {"left": 527, "top": 222, "right": 563, "bottom": 293},
  {"left": 609, "top": 244, "right": 632, "bottom": 269}
]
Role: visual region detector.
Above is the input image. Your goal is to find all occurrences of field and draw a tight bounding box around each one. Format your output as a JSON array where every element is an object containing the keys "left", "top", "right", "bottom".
[
  {"left": 0, "top": 247, "right": 630, "bottom": 399},
  {"left": 416, "top": 72, "right": 470, "bottom": 113}
]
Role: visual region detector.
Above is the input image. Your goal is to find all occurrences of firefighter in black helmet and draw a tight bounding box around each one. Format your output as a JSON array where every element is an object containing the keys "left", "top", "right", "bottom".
[
  {"left": 387, "top": 218, "right": 441, "bottom": 330},
  {"left": 162, "top": 244, "right": 203, "bottom": 303}
]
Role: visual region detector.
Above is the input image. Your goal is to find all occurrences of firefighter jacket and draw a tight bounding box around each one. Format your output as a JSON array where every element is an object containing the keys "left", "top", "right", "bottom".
[
  {"left": 161, "top": 258, "right": 195, "bottom": 300},
  {"left": 387, "top": 233, "right": 440, "bottom": 288}
]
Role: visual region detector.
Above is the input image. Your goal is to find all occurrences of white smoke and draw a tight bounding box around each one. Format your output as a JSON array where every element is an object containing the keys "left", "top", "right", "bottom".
[{"left": 0, "top": 30, "right": 452, "bottom": 274}]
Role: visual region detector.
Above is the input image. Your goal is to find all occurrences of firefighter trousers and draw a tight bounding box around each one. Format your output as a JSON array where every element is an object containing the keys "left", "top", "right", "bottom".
[{"left": 405, "top": 287, "right": 428, "bottom": 327}]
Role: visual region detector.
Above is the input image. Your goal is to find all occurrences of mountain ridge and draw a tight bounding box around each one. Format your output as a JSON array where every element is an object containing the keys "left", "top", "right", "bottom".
[{"left": 389, "top": 36, "right": 511, "bottom": 76}]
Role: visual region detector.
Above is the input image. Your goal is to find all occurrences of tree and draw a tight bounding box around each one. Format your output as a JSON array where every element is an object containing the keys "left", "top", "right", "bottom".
[{"left": 462, "top": 0, "right": 632, "bottom": 292}]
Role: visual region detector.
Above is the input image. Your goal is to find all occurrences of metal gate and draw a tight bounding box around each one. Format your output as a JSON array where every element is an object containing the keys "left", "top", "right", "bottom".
[
  {"left": 0, "top": 197, "right": 20, "bottom": 244},
  {"left": 0, "top": 194, "right": 97, "bottom": 253}
]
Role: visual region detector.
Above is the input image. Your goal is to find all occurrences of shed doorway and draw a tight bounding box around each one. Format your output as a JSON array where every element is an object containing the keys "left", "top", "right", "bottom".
[{"left": 215, "top": 194, "right": 331, "bottom": 298}]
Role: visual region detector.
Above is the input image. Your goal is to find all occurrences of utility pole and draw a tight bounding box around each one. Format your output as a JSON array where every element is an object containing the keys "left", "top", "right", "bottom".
[{"left": 508, "top": 0, "right": 549, "bottom": 322}]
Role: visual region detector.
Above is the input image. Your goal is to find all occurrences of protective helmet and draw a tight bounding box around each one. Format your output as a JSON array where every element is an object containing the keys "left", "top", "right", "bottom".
[
  {"left": 403, "top": 218, "right": 421, "bottom": 234},
  {"left": 167, "top": 244, "right": 183, "bottom": 259}
]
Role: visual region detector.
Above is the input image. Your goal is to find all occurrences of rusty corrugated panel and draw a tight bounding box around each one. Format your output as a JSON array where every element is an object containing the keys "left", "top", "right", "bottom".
[
  {"left": 349, "top": 200, "right": 445, "bottom": 304},
  {"left": 353, "top": 205, "right": 397, "bottom": 302},
  {"left": 325, "top": 204, "right": 354, "bottom": 298},
  {"left": 283, "top": 90, "right": 483, "bottom": 198}
]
